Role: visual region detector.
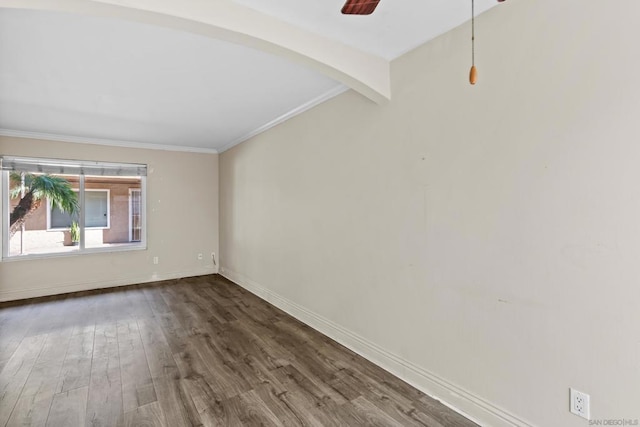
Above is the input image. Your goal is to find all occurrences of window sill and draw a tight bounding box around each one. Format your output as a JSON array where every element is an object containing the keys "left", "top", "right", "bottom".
[
  {"left": 46, "top": 227, "right": 110, "bottom": 232},
  {"left": 1, "top": 244, "right": 147, "bottom": 263}
]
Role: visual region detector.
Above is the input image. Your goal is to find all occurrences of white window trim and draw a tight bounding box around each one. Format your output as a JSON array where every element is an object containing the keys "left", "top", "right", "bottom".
[{"left": 46, "top": 189, "right": 111, "bottom": 231}]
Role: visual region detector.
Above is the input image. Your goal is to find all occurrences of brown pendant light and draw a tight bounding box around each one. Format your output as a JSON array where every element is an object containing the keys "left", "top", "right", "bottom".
[{"left": 469, "top": 0, "right": 477, "bottom": 85}]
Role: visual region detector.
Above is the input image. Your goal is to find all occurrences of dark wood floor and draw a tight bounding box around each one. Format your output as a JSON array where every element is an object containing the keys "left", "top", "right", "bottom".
[{"left": 0, "top": 274, "right": 477, "bottom": 427}]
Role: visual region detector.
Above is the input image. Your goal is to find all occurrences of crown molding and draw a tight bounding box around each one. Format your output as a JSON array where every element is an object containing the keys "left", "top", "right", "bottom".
[
  {"left": 219, "top": 84, "right": 349, "bottom": 153},
  {"left": 0, "top": 85, "right": 348, "bottom": 155},
  {"left": 0, "top": 129, "right": 218, "bottom": 154}
]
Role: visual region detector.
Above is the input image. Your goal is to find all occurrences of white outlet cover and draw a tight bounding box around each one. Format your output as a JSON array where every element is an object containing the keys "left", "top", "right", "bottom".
[{"left": 570, "top": 388, "right": 590, "bottom": 420}]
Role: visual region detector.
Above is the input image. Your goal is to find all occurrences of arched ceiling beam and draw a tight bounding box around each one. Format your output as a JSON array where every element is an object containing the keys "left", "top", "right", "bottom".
[{"left": 0, "top": 0, "right": 391, "bottom": 103}]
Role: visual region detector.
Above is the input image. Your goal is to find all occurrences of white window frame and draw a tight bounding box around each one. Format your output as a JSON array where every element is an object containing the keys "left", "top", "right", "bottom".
[
  {"left": 1, "top": 156, "right": 147, "bottom": 261},
  {"left": 46, "top": 189, "right": 111, "bottom": 231}
]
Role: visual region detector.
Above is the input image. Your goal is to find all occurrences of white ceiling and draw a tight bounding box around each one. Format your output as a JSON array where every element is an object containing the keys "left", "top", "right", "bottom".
[
  {"left": 0, "top": 1, "right": 499, "bottom": 153},
  {"left": 233, "top": 0, "right": 496, "bottom": 60}
]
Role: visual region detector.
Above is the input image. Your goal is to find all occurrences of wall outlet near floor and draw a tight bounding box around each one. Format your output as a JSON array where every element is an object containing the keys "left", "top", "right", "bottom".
[
  {"left": 570, "top": 388, "right": 590, "bottom": 419},
  {"left": 197, "top": 253, "right": 203, "bottom": 260},
  {"left": 153, "top": 256, "right": 159, "bottom": 265}
]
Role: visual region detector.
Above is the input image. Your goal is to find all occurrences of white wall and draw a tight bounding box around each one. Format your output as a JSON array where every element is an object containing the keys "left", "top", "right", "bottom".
[
  {"left": 219, "top": 0, "right": 640, "bottom": 425},
  {"left": 0, "top": 136, "right": 219, "bottom": 301}
]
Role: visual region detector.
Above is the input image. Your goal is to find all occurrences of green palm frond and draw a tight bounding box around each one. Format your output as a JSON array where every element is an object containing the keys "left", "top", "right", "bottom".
[
  {"left": 31, "top": 175, "right": 78, "bottom": 214},
  {"left": 9, "top": 172, "right": 23, "bottom": 199},
  {"left": 10, "top": 172, "right": 78, "bottom": 214}
]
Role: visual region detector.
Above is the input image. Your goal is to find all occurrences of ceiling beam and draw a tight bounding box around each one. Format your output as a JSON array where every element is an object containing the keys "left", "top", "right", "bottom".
[{"left": 0, "top": 0, "right": 391, "bottom": 103}]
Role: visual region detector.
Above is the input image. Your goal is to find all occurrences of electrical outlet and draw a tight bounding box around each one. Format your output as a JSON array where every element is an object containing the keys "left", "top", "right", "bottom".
[
  {"left": 197, "top": 253, "right": 203, "bottom": 260},
  {"left": 153, "top": 256, "right": 159, "bottom": 265},
  {"left": 570, "top": 388, "right": 590, "bottom": 420}
]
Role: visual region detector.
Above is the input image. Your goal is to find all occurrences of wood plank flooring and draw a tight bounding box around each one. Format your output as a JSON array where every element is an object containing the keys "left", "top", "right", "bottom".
[{"left": 0, "top": 275, "right": 478, "bottom": 427}]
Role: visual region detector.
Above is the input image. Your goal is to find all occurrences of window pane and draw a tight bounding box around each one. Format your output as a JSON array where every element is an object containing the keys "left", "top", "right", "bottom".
[
  {"left": 50, "top": 205, "right": 75, "bottom": 229},
  {"left": 84, "top": 175, "right": 142, "bottom": 249},
  {"left": 85, "top": 191, "right": 108, "bottom": 228},
  {"left": 9, "top": 172, "right": 80, "bottom": 256}
]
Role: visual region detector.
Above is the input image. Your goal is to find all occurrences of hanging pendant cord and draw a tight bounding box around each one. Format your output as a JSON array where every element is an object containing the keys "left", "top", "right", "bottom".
[
  {"left": 468, "top": 0, "right": 477, "bottom": 84},
  {"left": 471, "top": 0, "right": 475, "bottom": 66}
]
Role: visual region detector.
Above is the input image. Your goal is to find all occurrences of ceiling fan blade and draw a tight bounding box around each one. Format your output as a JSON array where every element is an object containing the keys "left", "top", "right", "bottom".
[{"left": 341, "top": 0, "right": 380, "bottom": 15}]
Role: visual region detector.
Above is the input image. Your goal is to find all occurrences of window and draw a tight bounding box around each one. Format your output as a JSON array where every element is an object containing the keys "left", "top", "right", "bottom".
[
  {"left": 50, "top": 196, "right": 78, "bottom": 229},
  {"left": 1, "top": 156, "right": 146, "bottom": 259},
  {"left": 49, "top": 190, "right": 110, "bottom": 230}
]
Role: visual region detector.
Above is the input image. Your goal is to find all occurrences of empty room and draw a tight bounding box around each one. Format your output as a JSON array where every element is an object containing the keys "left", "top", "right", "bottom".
[{"left": 0, "top": 0, "right": 638, "bottom": 426}]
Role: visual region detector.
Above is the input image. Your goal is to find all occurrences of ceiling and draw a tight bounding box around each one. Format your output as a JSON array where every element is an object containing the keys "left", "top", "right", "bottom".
[{"left": 0, "top": 0, "right": 499, "bottom": 153}]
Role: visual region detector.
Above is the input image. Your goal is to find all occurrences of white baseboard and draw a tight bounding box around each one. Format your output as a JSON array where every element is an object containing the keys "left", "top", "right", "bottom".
[
  {"left": 220, "top": 266, "right": 535, "bottom": 427},
  {"left": 0, "top": 266, "right": 217, "bottom": 302}
]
